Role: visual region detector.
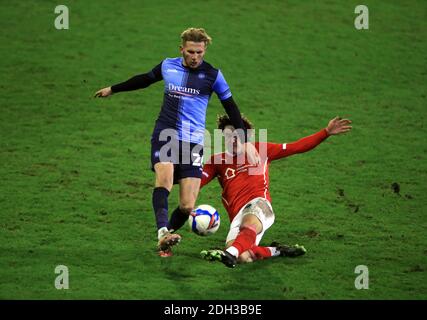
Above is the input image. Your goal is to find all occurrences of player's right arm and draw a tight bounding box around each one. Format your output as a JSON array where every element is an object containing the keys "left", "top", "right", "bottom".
[
  {"left": 94, "top": 62, "right": 163, "bottom": 98},
  {"left": 200, "top": 156, "right": 218, "bottom": 188}
]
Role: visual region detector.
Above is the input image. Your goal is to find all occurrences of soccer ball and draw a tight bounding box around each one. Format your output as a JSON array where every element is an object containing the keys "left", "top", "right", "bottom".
[{"left": 188, "top": 204, "right": 220, "bottom": 236}]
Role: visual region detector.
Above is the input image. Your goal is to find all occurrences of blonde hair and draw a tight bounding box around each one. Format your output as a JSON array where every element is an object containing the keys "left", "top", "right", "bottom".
[{"left": 181, "top": 28, "right": 212, "bottom": 46}]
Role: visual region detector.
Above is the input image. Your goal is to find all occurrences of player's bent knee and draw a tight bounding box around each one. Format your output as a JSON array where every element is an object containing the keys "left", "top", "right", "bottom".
[{"left": 157, "top": 177, "right": 173, "bottom": 187}]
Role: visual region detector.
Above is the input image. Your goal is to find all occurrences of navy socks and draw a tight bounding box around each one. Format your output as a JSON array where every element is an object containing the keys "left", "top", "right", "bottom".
[
  {"left": 152, "top": 187, "right": 170, "bottom": 230},
  {"left": 168, "top": 206, "right": 189, "bottom": 232}
]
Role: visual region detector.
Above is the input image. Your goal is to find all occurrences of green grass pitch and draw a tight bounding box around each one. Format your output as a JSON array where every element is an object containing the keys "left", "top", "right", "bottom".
[{"left": 0, "top": 0, "right": 426, "bottom": 299}]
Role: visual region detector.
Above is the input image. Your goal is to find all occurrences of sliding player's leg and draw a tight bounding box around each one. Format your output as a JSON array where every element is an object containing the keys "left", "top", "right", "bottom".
[
  {"left": 220, "top": 198, "right": 275, "bottom": 267},
  {"left": 226, "top": 199, "right": 305, "bottom": 262},
  {"left": 210, "top": 198, "right": 306, "bottom": 265},
  {"left": 201, "top": 207, "right": 268, "bottom": 266},
  {"left": 203, "top": 240, "right": 304, "bottom": 264},
  {"left": 201, "top": 199, "right": 306, "bottom": 265},
  {"left": 225, "top": 240, "right": 279, "bottom": 263},
  {"left": 222, "top": 213, "right": 263, "bottom": 266},
  {"left": 227, "top": 242, "right": 306, "bottom": 262}
]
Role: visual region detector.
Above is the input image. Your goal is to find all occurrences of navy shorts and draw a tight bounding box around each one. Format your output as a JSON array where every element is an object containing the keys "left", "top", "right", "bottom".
[{"left": 151, "top": 134, "right": 204, "bottom": 183}]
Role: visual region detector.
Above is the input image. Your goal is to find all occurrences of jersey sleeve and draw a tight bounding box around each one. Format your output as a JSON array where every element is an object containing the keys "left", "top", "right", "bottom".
[
  {"left": 212, "top": 70, "right": 232, "bottom": 101},
  {"left": 111, "top": 62, "right": 163, "bottom": 93},
  {"left": 200, "top": 157, "right": 218, "bottom": 188},
  {"left": 263, "top": 142, "right": 288, "bottom": 161},
  {"left": 149, "top": 62, "right": 163, "bottom": 81},
  {"left": 266, "top": 129, "right": 329, "bottom": 161}
]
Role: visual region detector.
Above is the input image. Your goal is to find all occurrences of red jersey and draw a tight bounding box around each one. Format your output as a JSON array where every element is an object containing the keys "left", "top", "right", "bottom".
[{"left": 201, "top": 129, "right": 329, "bottom": 222}]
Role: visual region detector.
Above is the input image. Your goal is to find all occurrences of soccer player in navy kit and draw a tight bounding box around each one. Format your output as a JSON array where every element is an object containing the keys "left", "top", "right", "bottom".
[{"left": 94, "top": 28, "right": 259, "bottom": 256}]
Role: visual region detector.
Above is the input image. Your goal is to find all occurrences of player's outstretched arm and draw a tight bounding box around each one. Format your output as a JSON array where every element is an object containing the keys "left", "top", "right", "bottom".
[
  {"left": 325, "top": 116, "right": 352, "bottom": 135},
  {"left": 94, "top": 86, "right": 112, "bottom": 98},
  {"left": 94, "top": 63, "right": 163, "bottom": 98},
  {"left": 268, "top": 116, "right": 352, "bottom": 160}
]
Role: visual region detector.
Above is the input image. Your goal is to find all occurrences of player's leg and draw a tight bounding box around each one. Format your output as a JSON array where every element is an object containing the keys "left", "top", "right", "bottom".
[
  {"left": 201, "top": 210, "right": 263, "bottom": 266},
  {"left": 232, "top": 243, "right": 306, "bottom": 261},
  {"left": 168, "top": 141, "right": 203, "bottom": 232},
  {"left": 153, "top": 162, "right": 181, "bottom": 256},
  {"left": 200, "top": 213, "right": 243, "bottom": 263},
  {"left": 226, "top": 233, "right": 306, "bottom": 263},
  {"left": 201, "top": 203, "right": 260, "bottom": 267},
  {"left": 228, "top": 199, "right": 305, "bottom": 261},
  {"left": 225, "top": 240, "right": 256, "bottom": 263},
  {"left": 201, "top": 235, "right": 277, "bottom": 264},
  {"left": 202, "top": 200, "right": 305, "bottom": 265},
  {"left": 223, "top": 213, "right": 263, "bottom": 265},
  {"left": 153, "top": 162, "right": 173, "bottom": 231},
  {"left": 220, "top": 199, "right": 271, "bottom": 267},
  {"left": 215, "top": 198, "right": 276, "bottom": 267},
  {"left": 151, "top": 132, "right": 182, "bottom": 256},
  {"left": 249, "top": 245, "right": 279, "bottom": 260},
  {"left": 223, "top": 242, "right": 280, "bottom": 263},
  {"left": 168, "top": 177, "right": 201, "bottom": 232}
]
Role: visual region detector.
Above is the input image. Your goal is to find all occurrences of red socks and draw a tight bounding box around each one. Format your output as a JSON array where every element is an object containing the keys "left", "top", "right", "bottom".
[
  {"left": 230, "top": 226, "right": 257, "bottom": 256},
  {"left": 228, "top": 225, "right": 275, "bottom": 261},
  {"left": 250, "top": 246, "right": 273, "bottom": 260}
]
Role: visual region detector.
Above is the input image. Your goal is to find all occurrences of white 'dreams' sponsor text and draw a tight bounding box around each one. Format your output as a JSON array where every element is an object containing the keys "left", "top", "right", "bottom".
[{"left": 168, "top": 84, "right": 200, "bottom": 95}]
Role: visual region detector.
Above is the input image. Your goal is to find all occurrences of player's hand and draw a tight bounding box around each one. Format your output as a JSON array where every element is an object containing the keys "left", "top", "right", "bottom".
[
  {"left": 94, "top": 87, "right": 113, "bottom": 98},
  {"left": 326, "top": 116, "right": 352, "bottom": 135},
  {"left": 244, "top": 142, "right": 260, "bottom": 165}
]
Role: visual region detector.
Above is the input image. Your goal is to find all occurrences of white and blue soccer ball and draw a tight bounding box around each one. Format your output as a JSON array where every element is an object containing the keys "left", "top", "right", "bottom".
[{"left": 188, "top": 204, "right": 220, "bottom": 236}]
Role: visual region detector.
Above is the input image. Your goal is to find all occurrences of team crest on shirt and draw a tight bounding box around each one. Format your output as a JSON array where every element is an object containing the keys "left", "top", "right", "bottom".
[
  {"left": 198, "top": 73, "right": 205, "bottom": 79},
  {"left": 225, "top": 168, "right": 236, "bottom": 179}
]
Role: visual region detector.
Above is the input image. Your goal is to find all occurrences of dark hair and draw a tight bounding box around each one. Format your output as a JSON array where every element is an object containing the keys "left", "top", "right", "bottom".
[{"left": 216, "top": 114, "right": 253, "bottom": 131}]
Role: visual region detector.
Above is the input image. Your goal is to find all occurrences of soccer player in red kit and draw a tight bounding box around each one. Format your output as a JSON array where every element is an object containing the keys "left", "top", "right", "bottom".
[{"left": 200, "top": 115, "right": 352, "bottom": 267}]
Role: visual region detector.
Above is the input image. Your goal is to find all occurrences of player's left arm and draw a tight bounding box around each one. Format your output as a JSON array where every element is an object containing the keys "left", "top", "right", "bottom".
[
  {"left": 268, "top": 116, "right": 352, "bottom": 160},
  {"left": 213, "top": 70, "right": 260, "bottom": 165}
]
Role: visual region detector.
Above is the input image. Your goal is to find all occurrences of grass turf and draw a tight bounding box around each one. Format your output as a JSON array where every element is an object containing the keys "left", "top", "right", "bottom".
[{"left": 0, "top": 0, "right": 426, "bottom": 299}]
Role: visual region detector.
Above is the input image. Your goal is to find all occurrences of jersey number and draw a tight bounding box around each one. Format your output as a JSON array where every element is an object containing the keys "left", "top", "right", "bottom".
[{"left": 192, "top": 153, "right": 203, "bottom": 167}]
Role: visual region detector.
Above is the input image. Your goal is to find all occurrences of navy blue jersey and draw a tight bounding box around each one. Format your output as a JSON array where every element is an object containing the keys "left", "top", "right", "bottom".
[{"left": 150, "top": 57, "right": 232, "bottom": 144}]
